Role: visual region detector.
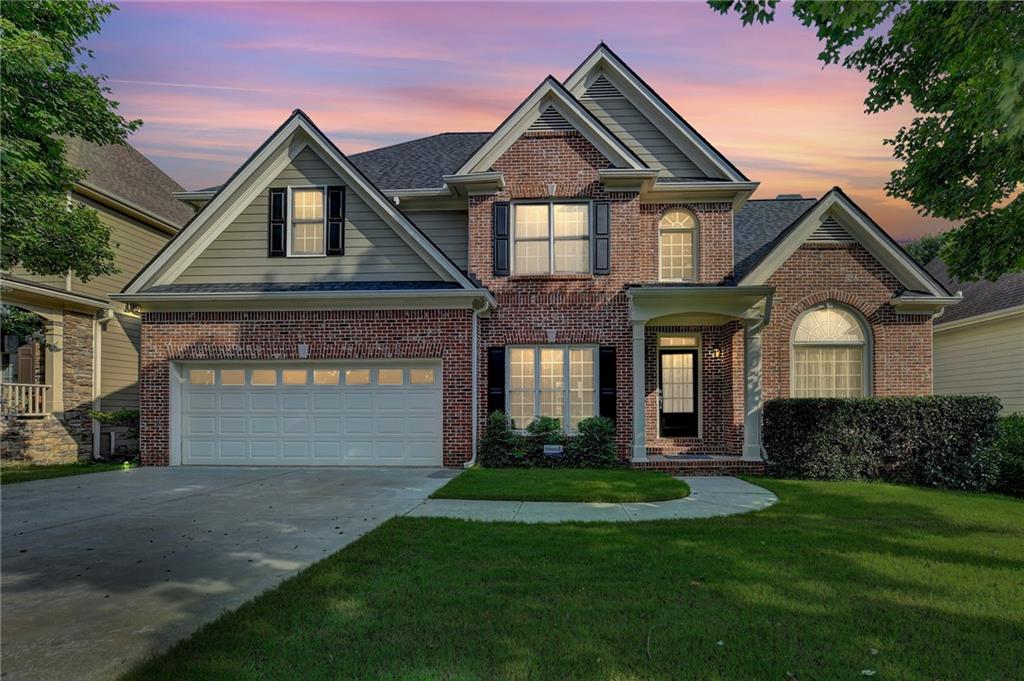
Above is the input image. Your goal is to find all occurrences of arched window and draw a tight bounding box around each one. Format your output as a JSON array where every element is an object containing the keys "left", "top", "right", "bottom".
[
  {"left": 659, "top": 209, "right": 698, "bottom": 281},
  {"left": 791, "top": 304, "right": 870, "bottom": 397}
]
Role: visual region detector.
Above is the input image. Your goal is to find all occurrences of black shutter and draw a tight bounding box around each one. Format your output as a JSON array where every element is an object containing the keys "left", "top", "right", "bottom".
[
  {"left": 327, "top": 186, "right": 345, "bottom": 256},
  {"left": 599, "top": 346, "right": 616, "bottom": 422},
  {"left": 594, "top": 201, "right": 610, "bottom": 275},
  {"left": 493, "top": 202, "right": 510, "bottom": 276},
  {"left": 268, "top": 188, "right": 286, "bottom": 257},
  {"left": 487, "top": 347, "right": 506, "bottom": 415}
]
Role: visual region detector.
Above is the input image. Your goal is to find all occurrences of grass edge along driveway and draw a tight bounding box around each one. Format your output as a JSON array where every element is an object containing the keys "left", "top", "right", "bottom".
[
  {"left": 430, "top": 467, "right": 690, "bottom": 502},
  {"left": 0, "top": 461, "right": 133, "bottom": 485},
  {"left": 122, "top": 479, "right": 1024, "bottom": 681}
]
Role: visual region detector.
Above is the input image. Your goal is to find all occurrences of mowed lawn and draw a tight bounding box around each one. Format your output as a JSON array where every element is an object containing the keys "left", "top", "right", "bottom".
[
  {"left": 0, "top": 461, "right": 131, "bottom": 485},
  {"left": 123, "top": 480, "right": 1024, "bottom": 681},
  {"left": 431, "top": 467, "right": 690, "bottom": 502}
]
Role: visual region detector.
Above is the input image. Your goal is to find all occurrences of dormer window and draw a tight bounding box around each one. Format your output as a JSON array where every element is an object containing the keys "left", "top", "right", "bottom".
[
  {"left": 289, "top": 187, "right": 326, "bottom": 256},
  {"left": 659, "top": 208, "right": 698, "bottom": 281},
  {"left": 512, "top": 202, "right": 590, "bottom": 274}
]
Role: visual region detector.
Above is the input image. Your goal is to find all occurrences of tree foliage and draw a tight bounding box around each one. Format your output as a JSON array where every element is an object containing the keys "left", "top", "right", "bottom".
[
  {"left": 0, "top": 304, "right": 52, "bottom": 348},
  {"left": 902, "top": 231, "right": 946, "bottom": 267},
  {"left": 1, "top": 0, "right": 139, "bottom": 281},
  {"left": 709, "top": 0, "right": 1024, "bottom": 281}
]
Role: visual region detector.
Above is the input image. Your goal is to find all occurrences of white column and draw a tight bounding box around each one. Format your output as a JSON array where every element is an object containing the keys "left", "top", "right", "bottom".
[
  {"left": 742, "top": 320, "right": 764, "bottom": 461},
  {"left": 43, "top": 313, "right": 64, "bottom": 414},
  {"left": 631, "top": 320, "right": 647, "bottom": 462}
]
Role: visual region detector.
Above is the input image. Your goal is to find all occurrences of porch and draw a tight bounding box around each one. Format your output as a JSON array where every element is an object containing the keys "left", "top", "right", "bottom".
[{"left": 628, "top": 285, "right": 774, "bottom": 467}]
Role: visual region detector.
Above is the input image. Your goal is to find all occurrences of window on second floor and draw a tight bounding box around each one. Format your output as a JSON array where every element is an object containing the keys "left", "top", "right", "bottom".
[
  {"left": 513, "top": 202, "right": 590, "bottom": 274},
  {"left": 659, "top": 208, "right": 698, "bottom": 281},
  {"left": 289, "top": 187, "right": 326, "bottom": 256}
]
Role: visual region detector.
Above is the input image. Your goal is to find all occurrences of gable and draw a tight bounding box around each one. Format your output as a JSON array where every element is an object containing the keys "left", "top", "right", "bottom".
[
  {"left": 580, "top": 73, "right": 707, "bottom": 180},
  {"left": 174, "top": 147, "right": 441, "bottom": 284},
  {"left": 455, "top": 77, "right": 645, "bottom": 176},
  {"left": 738, "top": 189, "right": 950, "bottom": 298},
  {"left": 124, "top": 111, "right": 478, "bottom": 294},
  {"left": 564, "top": 44, "right": 747, "bottom": 182}
]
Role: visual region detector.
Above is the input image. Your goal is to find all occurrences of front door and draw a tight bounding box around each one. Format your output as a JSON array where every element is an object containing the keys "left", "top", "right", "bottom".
[{"left": 659, "top": 349, "right": 698, "bottom": 437}]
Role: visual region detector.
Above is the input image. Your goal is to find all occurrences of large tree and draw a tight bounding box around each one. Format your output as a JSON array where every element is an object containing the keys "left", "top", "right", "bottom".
[
  {"left": 710, "top": 0, "right": 1024, "bottom": 281},
  {"left": 1, "top": 0, "right": 139, "bottom": 281}
]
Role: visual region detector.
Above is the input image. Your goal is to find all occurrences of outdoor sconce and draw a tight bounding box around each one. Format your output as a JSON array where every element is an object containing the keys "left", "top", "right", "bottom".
[
  {"left": 297, "top": 343, "right": 309, "bottom": 359},
  {"left": 709, "top": 346, "right": 723, "bottom": 359},
  {"left": 546, "top": 182, "right": 557, "bottom": 197}
]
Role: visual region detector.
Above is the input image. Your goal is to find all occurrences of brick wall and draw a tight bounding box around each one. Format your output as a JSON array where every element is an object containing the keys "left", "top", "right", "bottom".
[
  {"left": 762, "top": 243, "right": 933, "bottom": 399},
  {"left": 470, "top": 131, "right": 738, "bottom": 460},
  {"left": 139, "top": 309, "right": 473, "bottom": 466}
]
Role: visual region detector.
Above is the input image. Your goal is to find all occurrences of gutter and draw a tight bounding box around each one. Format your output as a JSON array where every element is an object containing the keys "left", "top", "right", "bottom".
[{"left": 112, "top": 288, "right": 498, "bottom": 307}]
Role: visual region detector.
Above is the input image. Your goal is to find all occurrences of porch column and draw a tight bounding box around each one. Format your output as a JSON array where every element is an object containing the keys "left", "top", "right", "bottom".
[
  {"left": 631, "top": 320, "right": 647, "bottom": 462},
  {"left": 43, "top": 313, "right": 64, "bottom": 414},
  {"left": 742, "top": 320, "right": 763, "bottom": 461}
]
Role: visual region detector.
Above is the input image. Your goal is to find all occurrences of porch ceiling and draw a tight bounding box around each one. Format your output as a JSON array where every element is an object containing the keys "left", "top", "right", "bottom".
[{"left": 628, "top": 285, "right": 774, "bottom": 324}]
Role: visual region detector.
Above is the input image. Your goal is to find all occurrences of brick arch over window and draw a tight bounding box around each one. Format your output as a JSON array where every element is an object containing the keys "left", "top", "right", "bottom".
[
  {"left": 789, "top": 301, "right": 873, "bottom": 397},
  {"left": 782, "top": 290, "right": 879, "bottom": 327}
]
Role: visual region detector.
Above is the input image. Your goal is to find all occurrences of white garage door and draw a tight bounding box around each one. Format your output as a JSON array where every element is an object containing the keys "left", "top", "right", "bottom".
[{"left": 179, "top": 363, "right": 442, "bottom": 466}]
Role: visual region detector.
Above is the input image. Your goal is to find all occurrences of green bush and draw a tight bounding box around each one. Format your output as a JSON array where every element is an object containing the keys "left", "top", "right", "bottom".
[
  {"left": 763, "top": 396, "right": 1002, "bottom": 490},
  {"left": 990, "top": 413, "right": 1024, "bottom": 498},
  {"left": 88, "top": 408, "right": 140, "bottom": 441},
  {"left": 477, "top": 412, "right": 619, "bottom": 468}
]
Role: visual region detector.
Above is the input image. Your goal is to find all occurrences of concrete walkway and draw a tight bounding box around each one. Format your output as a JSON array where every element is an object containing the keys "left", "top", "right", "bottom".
[{"left": 405, "top": 475, "right": 777, "bottom": 523}]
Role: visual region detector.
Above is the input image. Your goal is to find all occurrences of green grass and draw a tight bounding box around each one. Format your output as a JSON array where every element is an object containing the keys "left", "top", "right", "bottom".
[
  {"left": 0, "top": 461, "right": 133, "bottom": 485},
  {"left": 123, "top": 480, "right": 1024, "bottom": 681},
  {"left": 431, "top": 467, "right": 690, "bottom": 502}
]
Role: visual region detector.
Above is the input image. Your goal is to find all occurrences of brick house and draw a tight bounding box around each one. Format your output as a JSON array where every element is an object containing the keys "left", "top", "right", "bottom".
[{"left": 117, "top": 45, "right": 959, "bottom": 472}]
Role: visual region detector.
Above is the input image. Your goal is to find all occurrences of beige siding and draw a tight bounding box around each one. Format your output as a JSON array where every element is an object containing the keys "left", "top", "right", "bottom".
[
  {"left": 410, "top": 210, "right": 468, "bottom": 270},
  {"left": 99, "top": 312, "right": 141, "bottom": 410},
  {"left": 934, "top": 314, "right": 1024, "bottom": 414},
  {"left": 175, "top": 147, "right": 441, "bottom": 284},
  {"left": 581, "top": 83, "right": 706, "bottom": 180}
]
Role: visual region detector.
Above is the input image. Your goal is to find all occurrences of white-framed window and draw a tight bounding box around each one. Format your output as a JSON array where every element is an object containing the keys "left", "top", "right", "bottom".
[
  {"left": 791, "top": 304, "right": 870, "bottom": 398},
  {"left": 659, "top": 208, "right": 698, "bottom": 281},
  {"left": 507, "top": 346, "right": 596, "bottom": 431},
  {"left": 512, "top": 202, "right": 590, "bottom": 274},
  {"left": 288, "top": 186, "right": 326, "bottom": 257}
]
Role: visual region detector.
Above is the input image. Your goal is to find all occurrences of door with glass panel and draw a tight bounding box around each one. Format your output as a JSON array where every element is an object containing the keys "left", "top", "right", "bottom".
[{"left": 659, "top": 349, "right": 698, "bottom": 437}]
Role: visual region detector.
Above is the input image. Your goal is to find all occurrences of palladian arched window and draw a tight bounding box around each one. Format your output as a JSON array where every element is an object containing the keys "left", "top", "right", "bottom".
[
  {"left": 659, "top": 209, "right": 698, "bottom": 281},
  {"left": 791, "top": 304, "right": 870, "bottom": 397}
]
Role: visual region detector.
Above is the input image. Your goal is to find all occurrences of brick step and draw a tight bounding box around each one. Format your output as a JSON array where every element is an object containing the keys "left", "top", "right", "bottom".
[{"left": 631, "top": 457, "right": 767, "bottom": 476}]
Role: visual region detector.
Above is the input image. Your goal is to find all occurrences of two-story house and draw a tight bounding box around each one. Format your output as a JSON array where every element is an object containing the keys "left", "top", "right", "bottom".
[
  {"left": 1, "top": 139, "right": 193, "bottom": 462},
  {"left": 117, "top": 44, "right": 959, "bottom": 472}
]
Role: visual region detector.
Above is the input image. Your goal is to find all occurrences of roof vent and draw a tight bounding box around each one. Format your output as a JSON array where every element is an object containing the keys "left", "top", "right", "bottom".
[
  {"left": 581, "top": 74, "right": 623, "bottom": 101},
  {"left": 776, "top": 194, "right": 804, "bottom": 200},
  {"left": 528, "top": 106, "right": 573, "bottom": 132}
]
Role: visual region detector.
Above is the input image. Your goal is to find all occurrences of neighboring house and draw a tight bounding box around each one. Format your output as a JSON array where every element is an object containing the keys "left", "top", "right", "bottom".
[
  {"left": 118, "top": 44, "right": 958, "bottom": 472},
  {"left": 1, "top": 139, "right": 193, "bottom": 462},
  {"left": 926, "top": 258, "right": 1024, "bottom": 414}
]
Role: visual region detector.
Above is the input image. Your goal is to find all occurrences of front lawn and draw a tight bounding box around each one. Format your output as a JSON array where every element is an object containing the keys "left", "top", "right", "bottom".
[
  {"left": 431, "top": 467, "right": 690, "bottom": 502},
  {"left": 0, "top": 461, "right": 132, "bottom": 485},
  {"left": 123, "top": 480, "right": 1024, "bottom": 680}
]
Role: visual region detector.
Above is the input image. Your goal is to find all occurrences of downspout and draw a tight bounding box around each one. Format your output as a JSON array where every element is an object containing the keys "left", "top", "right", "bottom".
[
  {"left": 92, "top": 309, "right": 114, "bottom": 459},
  {"left": 750, "top": 294, "right": 773, "bottom": 463},
  {"left": 465, "top": 301, "right": 486, "bottom": 468}
]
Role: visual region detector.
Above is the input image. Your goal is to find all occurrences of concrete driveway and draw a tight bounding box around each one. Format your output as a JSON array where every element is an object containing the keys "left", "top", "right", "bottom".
[{"left": 1, "top": 466, "right": 454, "bottom": 681}]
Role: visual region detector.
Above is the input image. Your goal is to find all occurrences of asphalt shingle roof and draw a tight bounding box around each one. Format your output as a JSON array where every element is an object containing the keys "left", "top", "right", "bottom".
[
  {"left": 349, "top": 132, "right": 491, "bottom": 190},
  {"left": 925, "top": 259, "right": 1024, "bottom": 325},
  {"left": 733, "top": 197, "right": 818, "bottom": 280},
  {"left": 65, "top": 138, "right": 194, "bottom": 228}
]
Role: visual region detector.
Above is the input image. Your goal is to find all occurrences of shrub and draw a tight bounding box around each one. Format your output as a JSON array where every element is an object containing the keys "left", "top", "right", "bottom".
[
  {"left": 565, "top": 416, "right": 620, "bottom": 467},
  {"left": 478, "top": 411, "right": 526, "bottom": 468},
  {"left": 763, "top": 396, "right": 1002, "bottom": 491},
  {"left": 477, "top": 412, "right": 619, "bottom": 468},
  {"left": 88, "top": 408, "right": 140, "bottom": 441},
  {"left": 990, "top": 413, "right": 1024, "bottom": 498}
]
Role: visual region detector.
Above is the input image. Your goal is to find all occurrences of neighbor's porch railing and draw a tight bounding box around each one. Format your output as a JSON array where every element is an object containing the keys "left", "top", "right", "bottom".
[{"left": 0, "top": 383, "right": 51, "bottom": 417}]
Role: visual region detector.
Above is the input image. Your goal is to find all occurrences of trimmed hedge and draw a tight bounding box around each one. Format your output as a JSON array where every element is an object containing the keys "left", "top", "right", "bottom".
[
  {"left": 478, "top": 412, "right": 620, "bottom": 468},
  {"left": 763, "top": 396, "right": 1002, "bottom": 490},
  {"left": 991, "top": 413, "right": 1024, "bottom": 498}
]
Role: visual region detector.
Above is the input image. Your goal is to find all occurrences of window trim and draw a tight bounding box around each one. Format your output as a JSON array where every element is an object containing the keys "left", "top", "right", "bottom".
[
  {"left": 286, "top": 185, "right": 327, "bottom": 258},
  {"left": 510, "top": 200, "right": 593, "bottom": 275},
  {"left": 789, "top": 302, "right": 873, "bottom": 397},
  {"left": 658, "top": 208, "right": 699, "bottom": 283},
  {"left": 505, "top": 344, "right": 599, "bottom": 432}
]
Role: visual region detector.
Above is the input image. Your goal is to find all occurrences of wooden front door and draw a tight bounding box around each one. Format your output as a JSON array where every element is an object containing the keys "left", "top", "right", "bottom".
[{"left": 659, "top": 349, "right": 698, "bottom": 437}]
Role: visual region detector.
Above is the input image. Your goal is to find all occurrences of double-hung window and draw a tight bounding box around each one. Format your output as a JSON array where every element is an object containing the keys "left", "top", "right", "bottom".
[
  {"left": 513, "top": 202, "right": 590, "bottom": 274},
  {"left": 289, "top": 187, "right": 326, "bottom": 256},
  {"left": 507, "top": 346, "right": 596, "bottom": 430}
]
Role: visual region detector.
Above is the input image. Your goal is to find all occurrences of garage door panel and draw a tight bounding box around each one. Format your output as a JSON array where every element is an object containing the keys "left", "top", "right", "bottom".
[{"left": 181, "top": 363, "right": 442, "bottom": 466}]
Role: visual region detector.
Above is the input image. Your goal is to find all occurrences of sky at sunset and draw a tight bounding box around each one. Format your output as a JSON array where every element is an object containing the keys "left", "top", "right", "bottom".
[{"left": 88, "top": 1, "right": 954, "bottom": 240}]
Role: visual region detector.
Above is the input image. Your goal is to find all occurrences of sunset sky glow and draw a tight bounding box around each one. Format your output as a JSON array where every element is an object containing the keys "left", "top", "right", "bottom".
[{"left": 90, "top": 1, "right": 954, "bottom": 240}]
